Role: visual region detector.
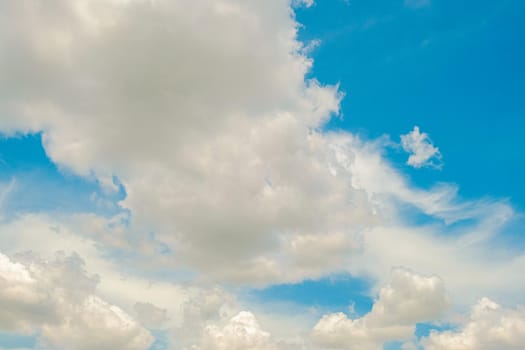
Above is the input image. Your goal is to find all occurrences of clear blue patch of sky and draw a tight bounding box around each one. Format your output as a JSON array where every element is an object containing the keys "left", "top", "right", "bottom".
[
  {"left": 246, "top": 274, "right": 374, "bottom": 316},
  {"left": 0, "top": 332, "right": 37, "bottom": 349},
  {"left": 297, "top": 0, "right": 525, "bottom": 210},
  {"left": 148, "top": 330, "right": 169, "bottom": 350},
  {"left": 415, "top": 322, "right": 455, "bottom": 338},
  {"left": 383, "top": 341, "right": 406, "bottom": 350},
  {"left": 0, "top": 133, "right": 125, "bottom": 217}
]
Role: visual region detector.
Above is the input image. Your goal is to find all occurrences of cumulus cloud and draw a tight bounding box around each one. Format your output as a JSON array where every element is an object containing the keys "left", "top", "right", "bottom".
[
  {"left": 422, "top": 298, "right": 525, "bottom": 350},
  {"left": 0, "top": 0, "right": 370, "bottom": 285},
  {"left": 346, "top": 205, "right": 525, "bottom": 307},
  {"left": 134, "top": 302, "right": 169, "bottom": 329},
  {"left": 198, "top": 311, "right": 277, "bottom": 350},
  {"left": 40, "top": 295, "right": 153, "bottom": 350},
  {"left": 172, "top": 287, "right": 238, "bottom": 349},
  {"left": 0, "top": 0, "right": 516, "bottom": 291},
  {"left": 5, "top": 212, "right": 524, "bottom": 349},
  {"left": 401, "top": 126, "right": 442, "bottom": 169},
  {"left": 0, "top": 0, "right": 523, "bottom": 348},
  {"left": 0, "top": 251, "right": 153, "bottom": 349},
  {"left": 312, "top": 269, "right": 448, "bottom": 349},
  {"left": 0, "top": 214, "right": 258, "bottom": 349}
]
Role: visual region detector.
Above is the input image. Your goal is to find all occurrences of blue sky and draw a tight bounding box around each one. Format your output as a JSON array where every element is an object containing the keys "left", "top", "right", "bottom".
[
  {"left": 0, "top": 133, "right": 126, "bottom": 217},
  {"left": 0, "top": 1, "right": 524, "bottom": 349},
  {"left": 296, "top": 0, "right": 525, "bottom": 206}
]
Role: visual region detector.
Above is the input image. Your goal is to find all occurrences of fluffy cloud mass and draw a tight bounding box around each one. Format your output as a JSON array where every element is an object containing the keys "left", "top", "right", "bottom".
[
  {"left": 422, "top": 298, "right": 525, "bottom": 350},
  {"left": 199, "top": 312, "right": 277, "bottom": 350},
  {"left": 0, "top": 251, "right": 153, "bottom": 349},
  {"left": 0, "top": 0, "right": 508, "bottom": 287},
  {"left": 312, "top": 269, "right": 447, "bottom": 349},
  {"left": 0, "top": 0, "right": 524, "bottom": 349},
  {"left": 0, "top": 0, "right": 366, "bottom": 284}
]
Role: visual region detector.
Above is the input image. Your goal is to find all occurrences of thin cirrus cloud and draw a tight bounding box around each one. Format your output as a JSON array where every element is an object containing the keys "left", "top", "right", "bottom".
[{"left": 0, "top": 0, "right": 523, "bottom": 349}]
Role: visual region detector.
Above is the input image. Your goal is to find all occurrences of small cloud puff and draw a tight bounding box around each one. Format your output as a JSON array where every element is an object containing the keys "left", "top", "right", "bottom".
[{"left": 401, "top": 126, "right": 443, "bottom": 169}]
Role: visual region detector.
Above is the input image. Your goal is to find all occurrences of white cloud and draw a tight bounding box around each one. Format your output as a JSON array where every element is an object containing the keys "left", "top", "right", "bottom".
[
  {"left": 0, "top": 0, "right": 523, "bottom": 348},
  {"left": 0, "top": 214, "right": 245, "bottom": 349},
  {"left": 312, "top": 269, "right": 448, "bottom": 349},
  {"left": 4, "top": 212, "right": 520, "bottom": 349},
  {"left": 347, "top": 211, "right": 525, "bottom": 307},
  {"left": 401, "top": 126, "right": 442, "bottom": 169},
  {"left": 0, "top": 252, "right": 54, "bottom": 333},
  {"left": 0, "top": 0, "right": 518, "bottom": 292},
  {"left": 198, "top": 311, "right": 277, "bottom": 350},
  {"left": 367, "top": 268, "right": 448, "bottom": 325},
  {"left": 0, "top": 0, "right": 369, "bottom": 285},
  {"left": 422, "top": 298, "right": 525, "bottom": 350},
  {"left": 0, "top": 251, "right": 153, "bottom": 349},
  {"left": 134, "top": 302, "right": 169, "bottom": 329},
  {"left": 40, "top": 295, "right": 153, "bottom": 350},
  {"left": 172, "top": 287, "right": 238, "bottom": 349}
]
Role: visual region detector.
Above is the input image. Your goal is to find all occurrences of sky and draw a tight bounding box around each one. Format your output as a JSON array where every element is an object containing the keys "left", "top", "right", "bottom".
[{"left": 0, "top": 0, "right": 524, "bottom": 349}]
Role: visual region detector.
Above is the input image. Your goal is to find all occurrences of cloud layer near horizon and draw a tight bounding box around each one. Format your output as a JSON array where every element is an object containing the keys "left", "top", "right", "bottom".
[{"left": 0, "top": 252, "right": 153, "bottom": 349}]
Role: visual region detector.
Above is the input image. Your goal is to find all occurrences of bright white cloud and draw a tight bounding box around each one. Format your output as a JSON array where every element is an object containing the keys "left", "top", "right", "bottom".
[
  {"left": 401, "top": 126, "right": 442, "bottom": 169},
  {"left": 0, "top": 214, "right": 246, "bottom": 349},
  {"left": 312, "top": 269, "right": 448, "bottom": 349},
  {"left": 347, "top": 215, "right": 525, "bottom": 307},
  {"left": 172, "top": 287, "right": 238, "bottom": 349},
  {"left": 4, "top": 212, "right": 523, "bottom": 349},
  {"left": 0, "top": 0, "right": 517, "bottom": 291},
  {"left": 40, "top": 295, "right": 153, "bottom": 350},
  {"left": 198, "top": 311, "right": 277, "bottom": 350},
  {"left": 0, "top": 0, "right": 369, "bottom": 285},
  {"left": 422, "top": 298, "right": 525, "bottom": 350},
  {"left": 0, "top": 251, "right": 153, "bottom": 349},
  {"left": 0, "top": 0, "right": 523, "bottom": 348}
]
